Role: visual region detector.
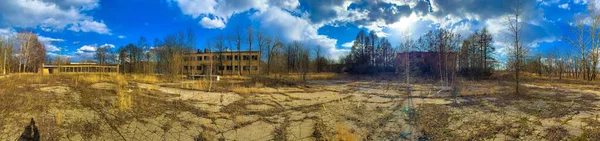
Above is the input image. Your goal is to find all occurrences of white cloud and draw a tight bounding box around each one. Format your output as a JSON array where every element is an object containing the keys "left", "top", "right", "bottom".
[
  {"left": 342, "top": 40, "right": 355, "bottom": 48},
  {"left": 558, "top": 3, "right": 570, "bottom": 9},
  {"left": 253, "top": 7, "right": 347, "bottom": 60},
  {"left": 0, "top": 28, "right": 16, "bottom": 37},
  {"left": 38, "top": 35, "right": 65, "bottom": 42},
  {"left": 46, "top": 44, "right": 61, "bottom": 52},
  {"left": 0, "top": 0, "right": 109, "bottom": 34},
  {"left": 199, "top": 17, "right": 226, "bottom": 29},
  {"left": 170, "top": 0, "right": 297, "bottom": 29},
  {"left": 117, "top": 35, "right": 126, "bottom": 39},
  {"left": 99, "top": 43, "right": 115, "bottom": 48},
  {"left": 78, "top": 45, "right": 96, "bottom": 52},
  {"left": 37, "top": 35, "right": 65, "bottom": 52},
  {"left": 68, "top": 20, "right": 110, "bottom": 34}
]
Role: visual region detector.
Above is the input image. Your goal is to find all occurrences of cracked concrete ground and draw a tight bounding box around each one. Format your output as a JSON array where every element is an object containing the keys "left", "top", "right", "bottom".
[{"left": 1, "top": 74, "right": 600, "bottom": 140}]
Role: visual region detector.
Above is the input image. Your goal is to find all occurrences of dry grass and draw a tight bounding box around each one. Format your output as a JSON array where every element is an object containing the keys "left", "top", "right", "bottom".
[
  {"left": 231, "top": 86, "right": 260, "bottom": 95},
  {"left": 347, "top": 82, "right": 359, "bottom": 87},
  {"left": 267, "top": 73, "right": 339, "bottom": 81},
  {"left": 129, "top": 74, "right": 160, "bottom": 84},
  {"left": 63, "top": 73, "right": 129, "bottom": 86},
  {"left": 116, "top": 87, "right": 132, "bottom": 111},
  {"left": 308, "top": 73, "right": 338, "bottom": 80},
  {"left": 544, "top": 126, "right": 570, "bottom": 140},
  {"left": 335, "top": 123, "right": 358, "bottom": 141},
  {"left": 179, "top": 80, "right": 213, "bottom": 91},
  {"left": 417, "top": 104, "right": 454, "bottom": 140}
]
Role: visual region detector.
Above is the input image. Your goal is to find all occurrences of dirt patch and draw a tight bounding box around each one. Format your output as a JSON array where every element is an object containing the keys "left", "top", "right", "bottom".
[
  {"left": 39, "top": 86, "right": 72, "bottom": 95},
  {"left": 223, "top": 121, "right": 277, "bottom": 141}
]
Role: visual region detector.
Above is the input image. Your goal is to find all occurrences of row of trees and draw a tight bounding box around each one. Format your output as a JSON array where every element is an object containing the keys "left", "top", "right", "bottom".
[
  {"left": 458, "top": 28, "right": 495, "bottom": 79},
  {"left": 0, "top": 32, "right": 46, "bottom": 74},
  {"left": 341, "top": 30, "right": 396, "bottom": 74},
  {"left": 94, "top": 27, "right": 332, "bottom": 80},
  {"left": 342, "top": 28, "right": 471, "bottom": 84},
  {"left": 566, "top": 2, "right": 600, "bottom": 81}
]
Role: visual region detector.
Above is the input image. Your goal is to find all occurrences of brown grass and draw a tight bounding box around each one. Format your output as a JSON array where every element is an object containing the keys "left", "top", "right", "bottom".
[
  {"left": 544, "top": 126, "right": 570, "bottom": 141},
  {"left": 116, "top": 87, "right": 132, "bottom": 111},
  {"left": 129, "top": 74, "right": 160, "bottom": 83},
  {"left": 231, "top": 86, "right": 260, "bottom": 95},
  {"left": 336, "top": 123, "right": 358, "bottom": 141},
  {"left": 267, "top": 73, "right": 339, "bottom": 81}
]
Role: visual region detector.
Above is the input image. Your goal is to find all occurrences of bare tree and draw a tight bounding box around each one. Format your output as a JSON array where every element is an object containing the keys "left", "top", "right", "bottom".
[
  {"left": 247, "top": 26, "right": 253, "bottom": 75},
  {"left": 235, "top": 26, "right": 243, "bottom": 75},
  {"left": 314, "top": 45, "right": 327, "bottom": 73},
  {"left": 96, "top": 45, "right": 110, "bottom": 65},
  {"left": 506, "top": 0, "right": 528, "bottom": 95},
  {"left": 588, "top": 2, "right": 600, "bottom": 80},
  {"left": 567, "top": 17, "right": 589, "bottom": 80},
  {"left": 257, "top": 30, "right": 267, "bottom": 74},
  {"left": 16, "top": 32, "right": 45, "bottom": 73},
  {"left": 214, "top": 34, "right": 227, "bottom": 75}
]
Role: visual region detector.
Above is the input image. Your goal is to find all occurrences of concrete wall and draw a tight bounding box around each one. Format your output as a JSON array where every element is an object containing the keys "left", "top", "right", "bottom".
[{"left": 183, "top": 51, "right": 261, "bottom": 75}]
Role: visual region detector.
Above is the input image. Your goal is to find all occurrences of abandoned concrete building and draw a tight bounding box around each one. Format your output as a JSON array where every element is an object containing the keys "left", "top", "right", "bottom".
[
  {"left": 42, "top": 63, "right": 119, "bottom": 74},
  {"left": 183, "top": 49, "right": 260, "bottom": 75}
]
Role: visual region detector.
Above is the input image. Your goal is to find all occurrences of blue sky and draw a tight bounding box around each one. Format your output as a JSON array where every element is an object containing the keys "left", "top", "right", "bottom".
[{"left": 0, "top": 0, "right": 598, "bottom": 62}]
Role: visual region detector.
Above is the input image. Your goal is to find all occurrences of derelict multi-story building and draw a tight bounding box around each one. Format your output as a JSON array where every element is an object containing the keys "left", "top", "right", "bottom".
[{"left": 183, "top": 49, "right": 260, "bottom": 75}]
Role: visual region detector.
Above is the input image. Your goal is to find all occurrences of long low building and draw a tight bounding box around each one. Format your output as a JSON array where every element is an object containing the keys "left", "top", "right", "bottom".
[
  {"left": 42, "top": 63, "right": 119, "bottom": 74},
  {"left": 183, "top": 49, "right": 260, "bottom": 75}
]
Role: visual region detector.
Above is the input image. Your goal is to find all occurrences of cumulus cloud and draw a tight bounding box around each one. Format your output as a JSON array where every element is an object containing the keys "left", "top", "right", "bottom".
[
  {"left": 46, "top": 44, "right": 61, "bottom": 52},
  {"left": 253, "top": 7, "right": 347, "bottom": 59},
  {"left": 68, "top": 20, "right": 111, "bottom": 34},
  {"left": 199, "top": 17, "right": 226, "bottom": 29},
  {"left": 38, "top": 35, "right": 65, "bottom": 52},
  {"left": 78, "top": 45, "right": 97, "bottom": 52},
  {"left": 342, "top": 40, "right": 355, "bottom": 48},
  {"left": 0, "top": 0, "right": 110, "bottom": 34},
  {"left": 117, "top": 35, "right": 126, "bottom": 39},
  {"left": 170, "top": 0, "right": 274, "bottom": 28},
  {"left": 99, "top": 43, "right": 115, "bottom": 48},
  {"left": 558, "top": 3, "right": 570, "bottom": 9},
  {"left": 0, "top": 28, "right": 16, "bottom": 37},
  {"left": 74, "top": 43, "right": 114, "bottom": 60}
]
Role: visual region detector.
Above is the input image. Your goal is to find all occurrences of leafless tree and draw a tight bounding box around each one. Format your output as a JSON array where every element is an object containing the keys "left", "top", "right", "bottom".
[
  {"left": 506, "top": 0, "right": 528, "bottom": 95},
  {"left": 235, "top": 26, "right": 243, "bottom": 75},
  {"left": 16, "top": 32, "right": 45, "bottom": 73},
  {"left": 247, "top": 26, "right": 253, "bottom": 75},
  {"left": 588, "top": 2, "right": 600, "bottom": 80},
  {"left": 257, "top": 30, "right": 267, "bottom": 74},
  {"left": 567, "top": 17, "right": 589, "bottom": 80}
]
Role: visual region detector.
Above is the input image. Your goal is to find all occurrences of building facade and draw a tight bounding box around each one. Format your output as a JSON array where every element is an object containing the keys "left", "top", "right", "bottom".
[
  {"left": 42, "top": 63, "right": 119, "bottom": 74},
  {"left": 183, "top": 49, "right": 260, "bottom": 75}
]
